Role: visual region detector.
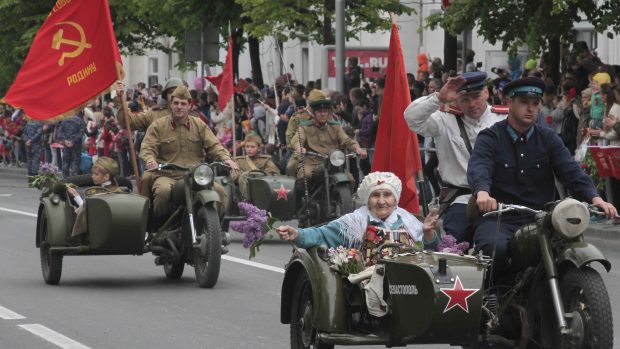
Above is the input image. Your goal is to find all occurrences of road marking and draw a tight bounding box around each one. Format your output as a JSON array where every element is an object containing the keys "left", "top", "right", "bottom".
[
  {"left": 2, "top": 206, "right": 288, "bottom": 274},
  {"left": 0, "top": 194, "right": 13, "bottom": 197},
  {"left": 222, "top": 255, "right": 285, "bottom": 274},
  {"left": 0, "top": 305, "right": 25, "bottom": 320},
  {"left": 19, "top": 324, "right": 91, "bottom": 349},
  {"left": 0, "top": 206, "right": 37, "bottom": 217}
]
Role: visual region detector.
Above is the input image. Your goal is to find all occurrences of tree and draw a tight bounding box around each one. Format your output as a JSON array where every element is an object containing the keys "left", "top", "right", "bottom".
[
  {"left": 236, "top": 0, "right": 412, "bottom": 45},
  {"left": 426, "top": 0, "right": 620, "bottom": 85}
]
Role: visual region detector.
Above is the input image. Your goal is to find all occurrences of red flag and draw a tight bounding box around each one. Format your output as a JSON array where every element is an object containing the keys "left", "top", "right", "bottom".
[
  {"left": 371, "top": 22, "right": 423, "bottom": 214},
  {"left": 206, "top": 36, "right": 234, "bottom": 111},
  {"left": 1, "top": 0, "right": 122, "bottom": 120}
]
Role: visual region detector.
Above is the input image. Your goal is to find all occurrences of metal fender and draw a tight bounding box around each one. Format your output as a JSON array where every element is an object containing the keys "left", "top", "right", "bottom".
[
  {"left": 192, "top": 189, "right": 221, "bottom": 209},
  {"left": 330, "top": 172, "right": 351, "bottom": 185},
  {"left": 559, "top": 241, "right": 611, "bottom": 272},
  {"left": 280, "top": 246, "right": 347, "bottom": 333},
  {"left": 36, "top": 198, "right": 72, "bottom": 247}
]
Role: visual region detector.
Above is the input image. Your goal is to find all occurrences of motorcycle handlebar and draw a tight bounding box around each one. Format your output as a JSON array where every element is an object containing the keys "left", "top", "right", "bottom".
[
  {"left": 482, "top": 201, "right": 605, "bottom": 217},
  {"left": 305, "top": 151, "right": 358, "bottom": 159},
  {"left": 147, "top": 163, "right": 190, "bottom": 172}
]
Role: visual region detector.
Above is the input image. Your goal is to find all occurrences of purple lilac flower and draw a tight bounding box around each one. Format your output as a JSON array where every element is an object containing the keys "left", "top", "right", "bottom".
[
  {"left": 436, "top": 234, "right": 470, "bottom": 254},
  {"left": 230, "top": 202, "right": 269, "bottom": 248}
]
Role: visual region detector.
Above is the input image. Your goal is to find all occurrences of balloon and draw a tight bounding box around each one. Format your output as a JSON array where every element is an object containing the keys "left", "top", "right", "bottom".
[{"left": 194, "top": 76, "right": 205, "bottom": 91}]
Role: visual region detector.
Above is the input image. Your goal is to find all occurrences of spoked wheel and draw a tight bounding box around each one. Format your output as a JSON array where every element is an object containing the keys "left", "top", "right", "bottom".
[
  {"left": 290, "top": 273, "right": 334, "bottom": 349},
  {"left": 163, "top": 260, "right": 184, "bottom": 279},
  {"left": 193, "top": 206, "right": 221, "bottom": 288},
  {"left": 39, "top": 210, "right": 63, "bottom": 285},
  {"left": 332, "top": 184, "right": 353, "bottom": 218},
  {"left": 560, "top": 266, "right": 613, "bottom": 349}
]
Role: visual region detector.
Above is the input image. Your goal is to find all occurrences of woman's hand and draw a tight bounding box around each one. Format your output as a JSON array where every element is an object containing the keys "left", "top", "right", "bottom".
[
  {"left": 276, "top": 225, "right": 299, "bottom": 242},
  {"left": 422, "top": 208, "right": 439, "bottom": 239}
]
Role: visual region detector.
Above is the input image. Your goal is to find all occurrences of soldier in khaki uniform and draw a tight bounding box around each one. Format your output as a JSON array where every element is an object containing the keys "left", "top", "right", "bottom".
[
  {"left": 114, "top": 78, "right": 185, "bottom": 199},
  {"left": 139, "top": 86, "right": 239, "bottom": 219},
  {"left": 230, "top": 134, "right": 280, "bottom": 201},
  {"left": 290, "top": 90, "right": 367, "bottom": 183},
  {"left": 285, "top": 91, "right": 321, "bottom": 176}
]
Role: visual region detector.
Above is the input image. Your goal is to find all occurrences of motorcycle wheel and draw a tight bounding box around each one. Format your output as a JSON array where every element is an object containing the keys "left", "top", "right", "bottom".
[
  {"left": 560, "top": 266, "right": 613, "bottom": 349},
  {"left": 193, "top": 206, "right": 221, "bottom": 288},
  {"left": 333, "top": 184, "right": 354, "bottom": 217},
  {"left": 39, "top": 210, "right": 63, "bottom": 285},
  {"left": 290, "top": 273, "right": 334, "bottom": 349},
  {"left": 163, "top": 260, "right": 184, "bottom": 279}
]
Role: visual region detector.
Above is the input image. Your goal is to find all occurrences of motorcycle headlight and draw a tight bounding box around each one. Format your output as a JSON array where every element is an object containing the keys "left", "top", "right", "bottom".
[
  {"left": 192, "top": 164, "right": 214, "bottom": 187},
  {"left": 329, "top": 150, "right": 346, "bottom": 167},
  {"left": 551, "top": 198, "right": 589, "bottom": 239}
]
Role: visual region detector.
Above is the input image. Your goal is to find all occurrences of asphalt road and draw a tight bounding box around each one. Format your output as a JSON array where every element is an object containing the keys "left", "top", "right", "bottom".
[{"left": 0, "top": 172, "right": 619, "bottom": 349}]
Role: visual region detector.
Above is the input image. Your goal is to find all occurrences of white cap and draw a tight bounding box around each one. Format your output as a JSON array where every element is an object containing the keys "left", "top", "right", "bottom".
[{"left": 357, "top": 172, "right": 402, "bottom": 205}]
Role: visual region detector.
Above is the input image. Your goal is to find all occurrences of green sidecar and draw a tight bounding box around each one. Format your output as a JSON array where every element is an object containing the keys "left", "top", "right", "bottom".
[
  {"left": 280, "top": 247, "right": 489, "bottom": 348},
  {"left": 35, "top": 177, "right": 149, "bottom": 285}
]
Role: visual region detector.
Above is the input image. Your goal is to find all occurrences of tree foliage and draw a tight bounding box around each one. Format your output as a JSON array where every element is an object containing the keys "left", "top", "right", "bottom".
[
  {"left": 426, "top": 0, "right": 620, "bottom": 57},
  {"left": 236, "top": 0, "right": 412, "bottom": 44}
]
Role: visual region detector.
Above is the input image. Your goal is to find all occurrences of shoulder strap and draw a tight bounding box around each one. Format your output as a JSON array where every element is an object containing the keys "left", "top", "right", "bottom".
[{"left": 455, "top": 115, "right": 473, "bottom": 154}]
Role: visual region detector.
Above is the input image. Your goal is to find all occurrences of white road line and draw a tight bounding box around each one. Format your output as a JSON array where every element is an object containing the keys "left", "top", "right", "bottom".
[
  {"left": 222, "top": 255, "right": 285, "bottom": 274},
  {"left": 19, "top": 324, "right": 91, "bottom": 349},
  {"left": 3, "top": 205, "right": 287, "bottom": 274},
  {"left": 0, "top": 194, "right": 13, "bottom": 197},
  {"left": 0, "top": 206, "right": 37, "bottom": 217},
  {"left": 0, "top": 305, "right": 25, "bottom": 320}
]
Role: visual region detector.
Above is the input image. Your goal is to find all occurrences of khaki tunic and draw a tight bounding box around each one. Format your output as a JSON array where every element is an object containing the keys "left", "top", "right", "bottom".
[
  {"left": 140, "top": 115, "right": 231, "bottom": 216},
  {"left": 290, "top": 119, "right": 360, "bottom": 179},
  {"left": 231, "top": 155, "right": 280, "bottom": 200},
  {"left": 285, "top": 110, "right": 312, "bottom": 176}
]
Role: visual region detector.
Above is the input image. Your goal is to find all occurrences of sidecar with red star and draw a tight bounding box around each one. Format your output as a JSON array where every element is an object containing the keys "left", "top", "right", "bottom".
[
  {"left": 280, "top": 246, "right": 490, "bottom": 348},
  {"left": 218, "top": 173, "right": 297, "bottom": 231}
]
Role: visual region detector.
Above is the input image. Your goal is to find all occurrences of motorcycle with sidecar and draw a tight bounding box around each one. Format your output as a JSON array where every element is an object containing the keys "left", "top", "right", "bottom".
[
  {"left": 280, "top": 198, "right": 612, "bottom": 348},
  {"left": 219, "top": 150, "right": 358, "bottom": 230},
  {"left": 36, "top": 162, "right": 227, "bottom": 288}
]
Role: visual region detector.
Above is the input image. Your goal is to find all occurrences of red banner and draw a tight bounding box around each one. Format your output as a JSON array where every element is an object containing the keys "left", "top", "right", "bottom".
[
  {"left": 206, "top": 36, "right": 234, "bottom": 111},
  {"left": 590, "top": 146, "right": 620, "bottom": 179},
  {"left": 327, "top": 49, "right": 388, "bottom": 79},
  {"left": 1, "top": 0, "right": 122, "bottom": 120}
]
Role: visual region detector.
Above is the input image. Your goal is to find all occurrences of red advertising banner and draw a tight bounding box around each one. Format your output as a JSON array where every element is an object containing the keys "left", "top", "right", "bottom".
[
  {"left": 590, "top": 146, "right": 620, "bottom": 179},
  {"left": 327, "top": 49, "right": 388, "bottom": 79}
]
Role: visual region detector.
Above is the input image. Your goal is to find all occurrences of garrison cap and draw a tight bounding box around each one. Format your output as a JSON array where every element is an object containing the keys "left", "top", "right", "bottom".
[
  {"left": 307, "top": 89, "right": 332, "bottom": 109},
  {"left": 94, "top": 156, "right": 119, "bottom": 176},
  {"left": 458, "top": 71, "right": 487, "bottom": 94},
  {"left": 170, "top": 85, "right": 192, "bottom": 101},
  {"left": 503, "top": 77, "right": 545, "bottom": 98},
  {"left": 242, "top": 134, "right": 262, "bottom": 146}
]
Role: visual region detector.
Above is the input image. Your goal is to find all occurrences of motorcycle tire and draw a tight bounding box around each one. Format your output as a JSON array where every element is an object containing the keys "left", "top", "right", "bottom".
[
  {"left": 39, "top": 210, "right": 63, "bottom": 285},
  {"left": 560, "top": 266, "right": 613, "bottom": 349},
  {"left": 193, "top": 206, "right": 221, "bottom": 288},
  {"left": 290, "top": 272, "right": 334, "bottom": 349},
  {"left": 333, "top": 184, "right": 354, "bottom": 217}
]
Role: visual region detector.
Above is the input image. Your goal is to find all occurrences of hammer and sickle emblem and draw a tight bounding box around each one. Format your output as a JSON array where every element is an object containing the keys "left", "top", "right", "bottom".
[{"left": 52, "top": 21, "right": 92, "bottom": 66}]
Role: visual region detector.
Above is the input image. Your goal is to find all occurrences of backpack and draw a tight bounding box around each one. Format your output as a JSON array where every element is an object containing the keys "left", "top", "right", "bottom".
[{"left": 560, "top": 107, "right": 579, "bottom": 155}]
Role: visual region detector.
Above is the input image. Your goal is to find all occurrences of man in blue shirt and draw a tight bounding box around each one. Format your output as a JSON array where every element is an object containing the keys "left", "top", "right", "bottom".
[{"left": 467, "top": 77, "right": 617, "bottom": 276}]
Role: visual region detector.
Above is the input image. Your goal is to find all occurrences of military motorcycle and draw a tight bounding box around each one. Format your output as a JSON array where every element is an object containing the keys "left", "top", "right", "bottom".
[
  {"left": 219, "top": 150, "right": 356, "bottom": 231},
  {"left": 36, "top": 162, "right": 227, "bottom": 288},
  {"left": 279, "top": 198, "right": 612, "bottom": 348}
]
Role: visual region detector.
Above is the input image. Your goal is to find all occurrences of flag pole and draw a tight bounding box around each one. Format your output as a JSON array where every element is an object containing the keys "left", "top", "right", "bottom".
[
  {"left": 116, "top": 65, "right": 142, "bottom": 191},
  {"left": 229, "top": 26, "right": 237, "bottom": 159}
]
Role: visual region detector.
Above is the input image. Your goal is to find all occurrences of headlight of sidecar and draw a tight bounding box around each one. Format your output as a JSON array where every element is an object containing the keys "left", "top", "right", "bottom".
[
  {"left": 551, "top": 198, "right": 589, "bottom": 239},
  {"left": 329, "top": 150, "right": 346, "bottom": 167},
  {"left": 192, "top": 164, "right": 214, "bottom": 187}
]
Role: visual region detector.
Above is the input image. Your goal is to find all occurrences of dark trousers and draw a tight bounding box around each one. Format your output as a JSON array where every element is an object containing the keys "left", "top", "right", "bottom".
[
  {"left": 27, "top": 144, "right": 41, "bottom": 176},
  {"left": 62, "top": 145, "right": 81, "bottom": 177},
  {"left": 473, "top": 214, "right": 535, "bottom": 276},
  {"left": 442, "top": 203, "right": 473, "bottom": 244}
]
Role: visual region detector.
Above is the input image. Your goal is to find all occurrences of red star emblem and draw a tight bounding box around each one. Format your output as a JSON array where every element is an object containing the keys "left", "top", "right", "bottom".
[
  {"left": 439, "top": 276, "right": 478, "bottom": 313},
  {"left": 274, "top": 184, "right": 291, "bottom": 201}
]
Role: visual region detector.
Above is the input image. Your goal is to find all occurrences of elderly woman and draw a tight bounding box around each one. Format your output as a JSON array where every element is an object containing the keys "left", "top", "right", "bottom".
[{"left": 277, "top": 172, "right": 439, "bottom": 266}]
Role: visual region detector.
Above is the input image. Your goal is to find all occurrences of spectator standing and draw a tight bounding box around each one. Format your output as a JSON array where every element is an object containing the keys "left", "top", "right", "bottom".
[
  {"left": 344, "top": 56, "right": 362, "bottom": 93},
  {"left": 58, "top": 113, "right": 85, "bottom": 177},
  {"left": 22, "top": 120, "right": 43, "bottom": 179}
]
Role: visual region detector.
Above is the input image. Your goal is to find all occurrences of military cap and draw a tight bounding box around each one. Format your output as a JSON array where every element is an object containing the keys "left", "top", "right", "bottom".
[
  {"left": 170, "top": 85, "right": 192, "bottom": 101},
  {"left": 243, "top": 134, "right": 262, "bottom": 146},
  {"left": 307, "top": 89, "right": 332, "bottom": 109},
  {"left": 458, "top": 71, "right": 487, "bottom": 94},
  {"left": 503, "top": 77, "right": 545, "bottom": 98},
  {"left": 94, "top": 156, "right": 119, "bottom": 176}
]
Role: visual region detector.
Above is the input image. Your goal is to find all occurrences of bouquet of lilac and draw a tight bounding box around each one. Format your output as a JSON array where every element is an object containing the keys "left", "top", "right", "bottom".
[
  {"left": 29, "top": 163, "right": 63, "bottom": 197},
  {"left": 229, "top": 202, "right": 276, "bottom": 259},
  {"left": 436, "top": 234, "right": 470, "bottom": 255}
]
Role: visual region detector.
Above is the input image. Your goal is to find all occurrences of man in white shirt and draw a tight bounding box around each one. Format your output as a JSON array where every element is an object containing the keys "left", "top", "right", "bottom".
[{"left": 404, "top": 72, "right": 506, "bottom": 244}]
